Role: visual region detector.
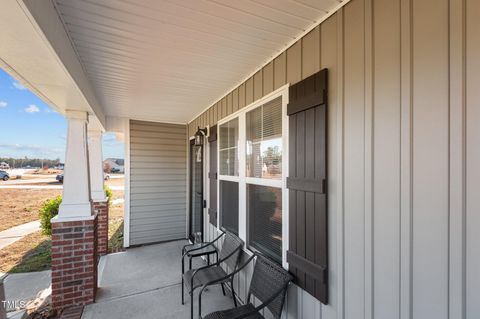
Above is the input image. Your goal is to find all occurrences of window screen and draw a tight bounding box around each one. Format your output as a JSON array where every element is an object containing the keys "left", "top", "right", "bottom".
[
  {"left": 219, "top": 118, "right": 239, "bottom": 176},
  {"left": 246, "top": 97, "right": 282, "bottom": 179},
  {"left": 247, "top": 184, "right": 282, "bottom": 261},
  {"left": 220, "top": 180, "right": 239, "bottom": 235}
]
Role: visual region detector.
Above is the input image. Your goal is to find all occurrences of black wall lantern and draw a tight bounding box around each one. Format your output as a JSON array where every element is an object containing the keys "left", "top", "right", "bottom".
[{"left": 194, "top": 127, "right": 208, "bottom": 146}]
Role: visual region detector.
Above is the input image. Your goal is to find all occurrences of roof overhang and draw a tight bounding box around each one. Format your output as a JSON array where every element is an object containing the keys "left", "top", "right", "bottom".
[
  {"left": 1, "top": 0, "right": 351, "bottom": 127},
  {"left": 0, "top": 0, "right": 105, "bottom": 129}
]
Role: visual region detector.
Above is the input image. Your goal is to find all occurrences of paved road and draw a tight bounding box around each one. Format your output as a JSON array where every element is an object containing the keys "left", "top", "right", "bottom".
[
  {"left": 0, "top": 185, "right": 63, "bottom": 190},
  {"left": 0, "top": 221, "right": 41, "bottom": 250},
  {"left": 0, "top": 178, "right": 57, "bottom": 185},
  {"left": 0, "top": 184, "right": 124, "bottom": 190}
]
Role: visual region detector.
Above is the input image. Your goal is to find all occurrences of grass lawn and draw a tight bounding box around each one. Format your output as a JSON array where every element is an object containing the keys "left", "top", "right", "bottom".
[
  {"left": 108, "top": 219, "right": 124, "bottom": 253},
  {"left": 0, "top": 231, "right": 51, "bottom": 273},
  {"left": 0, "top": 206, "right": 125, "bottom": 273},
  {"left": 0, "top": 189, "right": 61, "bottom": 232},
  {"left": 0, "top": 188, "right": 125, "bottom": 273},
  {"left": 108, "top": 194, "right": 125, "bottom": 252}
]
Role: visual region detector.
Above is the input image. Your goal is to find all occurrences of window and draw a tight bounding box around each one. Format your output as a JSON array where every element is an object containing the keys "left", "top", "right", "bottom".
[
  {"left": 247, "top": 185, "right": 282, "bottom": 261},
  {"left": 217, "top": 87, "right": 287, "bottom": 266},
  {"left": 219, "top": 118, "right": 238, "bottom": 176},
  {"left": 245, "top": 96, "right": 283, "bottom": 261},
  {"left": 246, "top": 97, "right": 282, "bottom": 179},
  {"left": 219, "top": 118, "right": 239, "bottom": 233},
  {"left": 220, "top": 180, "right": 239, "bottom": 235}
]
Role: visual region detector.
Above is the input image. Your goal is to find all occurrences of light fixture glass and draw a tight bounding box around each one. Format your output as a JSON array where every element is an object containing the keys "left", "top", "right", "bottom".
[{"left": 194, "top": 127, "right": 207, "bottom": 146}]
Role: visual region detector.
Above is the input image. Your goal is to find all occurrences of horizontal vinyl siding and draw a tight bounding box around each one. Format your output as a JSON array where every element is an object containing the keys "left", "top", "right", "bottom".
[
  {"left": 191, "top": 0, "right": 480, "bottom": 318},
  {"left": 130, "top": 120, "right": 187, "bottom": 245}
]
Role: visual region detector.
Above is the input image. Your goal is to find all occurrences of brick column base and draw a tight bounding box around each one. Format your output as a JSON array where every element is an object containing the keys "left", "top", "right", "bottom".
[
  {"left": 51, "top": 215, "right": 97, "bottom": 309},
  {"left": 93, "top": 200, "right": 109, "bottom": 258}
]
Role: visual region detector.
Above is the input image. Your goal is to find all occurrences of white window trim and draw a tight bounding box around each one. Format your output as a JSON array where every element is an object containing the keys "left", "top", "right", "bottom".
[{"left": 217, "top": 84, "right": 289, "bottom": 268}]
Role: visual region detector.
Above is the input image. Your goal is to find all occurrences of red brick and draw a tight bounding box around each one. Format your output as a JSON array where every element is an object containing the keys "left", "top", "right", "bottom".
[
  {"left": 51, "top": 215, "right": 98, "bottom": 310},
  {"left": 94, "top": 201, "right": 109, "bottom": 259}
]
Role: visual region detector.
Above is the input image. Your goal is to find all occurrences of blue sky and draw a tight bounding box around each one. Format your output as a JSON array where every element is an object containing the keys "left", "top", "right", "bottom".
[{"left": 0, "top": 68, "right": 123, "bottom": 162}]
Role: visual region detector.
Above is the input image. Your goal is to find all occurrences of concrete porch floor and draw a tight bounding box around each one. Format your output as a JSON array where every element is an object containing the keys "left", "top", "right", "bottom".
[{"left": 82, "top": 240, "right": 235, "bottom": 319}]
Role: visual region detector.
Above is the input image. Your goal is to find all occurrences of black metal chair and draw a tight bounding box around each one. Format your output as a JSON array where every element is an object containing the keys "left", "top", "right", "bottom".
[
  {"left": 182, "top": 231, "right": 225, "bottom": 274},
  {"left": 182, "top": 231, "right": 244, "bottom": 319},
  {"left": 200, "top": 253, "right": 293, "bottom": 319}
]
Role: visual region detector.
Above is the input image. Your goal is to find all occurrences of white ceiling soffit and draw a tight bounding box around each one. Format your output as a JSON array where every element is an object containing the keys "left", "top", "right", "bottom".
[
  {"left": 53, "top": 0, "right": 344, "bottom": 124},
  {"left": 0, "top": 0, "right": 105, "bottom": 127}
]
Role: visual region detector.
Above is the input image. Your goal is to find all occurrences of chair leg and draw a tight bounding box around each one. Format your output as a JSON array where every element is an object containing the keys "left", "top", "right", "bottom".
[
  {"left": 231, "top": 279, "right": 237, "bottom": 307},
  {"left": 181, "top": 276, "right": 185, "bottom": 305},
  {"left": 198, "top": 290, "right": 202, "bottom": 319},
  {"left": 190, "top": 291, "right": 194, "bottom": 319},
  {"left": 181, "top": 253, "right": 185, "bottom": 304},
  {"left": 182, "top": 254, "right": 185, "bottom": 274},
  {"left": 220, "top": 283, "right": 226, "bottom": 296}
]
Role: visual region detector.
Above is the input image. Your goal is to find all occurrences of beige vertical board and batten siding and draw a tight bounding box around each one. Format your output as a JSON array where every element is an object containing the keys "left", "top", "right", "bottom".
[
  {"left": 399, "top": 0, "right": 412, "bottom": 317},
  {"left": 302, "top": 26, "right": 320, "bottom": 79},
  {"left": 449, "top": 0, "right": 466, "bottom": 317},
  {"left": 274, "top": 52, "right": 287, "bottom": 90},
  {"left": 287, "top": 41, "right": 302, "bottom": 84},
  {"left": 263, "top": 62, "right": 274, "bottom": 95},
  {"left": 129, "top": 120, "right": 187, "bottom": 245},
  {"left": 246, "top": 77, "right": 254, "bottom": 105},
  {"left": 188, "top": 0, "right": 480, "bottom": 317},
  {"left": 343, "top": 1, "right": 366, "bottom": 318},
  {"left": 466, "top": 0, "right": 480, "bottom": 317},
  {"left": 254, "top": 70, "right": 263, "bottom": 101},
  {"left": 373, "top": 0, "right": 401, "bottom": 318},
  {"left": 412, "top": 1, "right": 449, "bottom": 318},
  {"left": 320, "top": 13, "right": 339, "bottom": 319},
  {"left": 233, "top": 88, "right": 239, "bottom": 112}
]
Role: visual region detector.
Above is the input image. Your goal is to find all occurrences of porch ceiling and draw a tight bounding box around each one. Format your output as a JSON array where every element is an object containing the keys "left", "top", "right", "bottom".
[{"left": 52, "top": 0, "right": 342, "bottom": 124}]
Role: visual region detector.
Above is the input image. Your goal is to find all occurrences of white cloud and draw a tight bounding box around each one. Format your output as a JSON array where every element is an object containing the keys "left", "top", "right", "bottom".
[
  {"left": 0, "top": 101, "right": 7, "bottom": 108},
  {"left": 44, "top": 107, "right": 57, "bottom": 113},
  {"left": 13, "top": 81, "right": 27, "bottom": 90},
  {"left": 25, "top": 104, "right": 40, "bottom": 113}
]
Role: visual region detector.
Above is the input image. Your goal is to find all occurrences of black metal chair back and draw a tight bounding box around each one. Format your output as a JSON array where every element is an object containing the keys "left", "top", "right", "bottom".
[
  {"left": 218, "top": 231, "right": 243, "bottom": 270},
  {"left": 247, "top": 255, "right": 293, "bottom": 319}
]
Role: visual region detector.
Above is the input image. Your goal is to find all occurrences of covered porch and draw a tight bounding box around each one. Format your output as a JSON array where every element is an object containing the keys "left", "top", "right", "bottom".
[
  {"left": 84, "top": 241, "right": 233, "bottom": 319},
  {"left": 0, "top": 0, "right": 479, "bottom": 318}
]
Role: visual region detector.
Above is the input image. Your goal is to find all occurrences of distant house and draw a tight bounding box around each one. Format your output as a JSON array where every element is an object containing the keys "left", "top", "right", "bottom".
[
  {"left": 0, "top": 162, "right": 9, "bottom": 170},
  {"left": 103, "top": 158, "right": 124, "bottom": 173}
]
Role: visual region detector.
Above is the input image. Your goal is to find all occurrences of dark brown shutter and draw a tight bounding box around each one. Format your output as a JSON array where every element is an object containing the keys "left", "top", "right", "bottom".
[
  {"left": 286, "top": 69, "right": 328, "bottom": 304},
  {"left": 208, "top": 125, "right": 218, "bottom": 226}
]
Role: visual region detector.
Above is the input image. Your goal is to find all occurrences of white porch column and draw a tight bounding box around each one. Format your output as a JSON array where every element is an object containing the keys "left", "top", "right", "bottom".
[
  {"left": 88, "top": 129, "right": 106, "bottom": 201},
  {"left": 58, "top": 110, "right": 92, "bottom": 218}
]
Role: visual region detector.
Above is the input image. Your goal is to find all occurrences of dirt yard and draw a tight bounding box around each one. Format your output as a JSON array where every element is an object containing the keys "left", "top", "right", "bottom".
[
  {"left": 0, "top": 189, "right": 62, "bottom": 232},
  {"left": 30, "top": 169, "right": 63, "bottom": 175},
  {"left": 105, "top": 177, "right": 125, "bottom": 187}
]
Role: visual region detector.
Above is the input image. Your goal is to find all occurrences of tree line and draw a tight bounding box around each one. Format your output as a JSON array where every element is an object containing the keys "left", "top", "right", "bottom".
[{"left": 0, "top": 157, "right": 62, "bottom": 169}]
